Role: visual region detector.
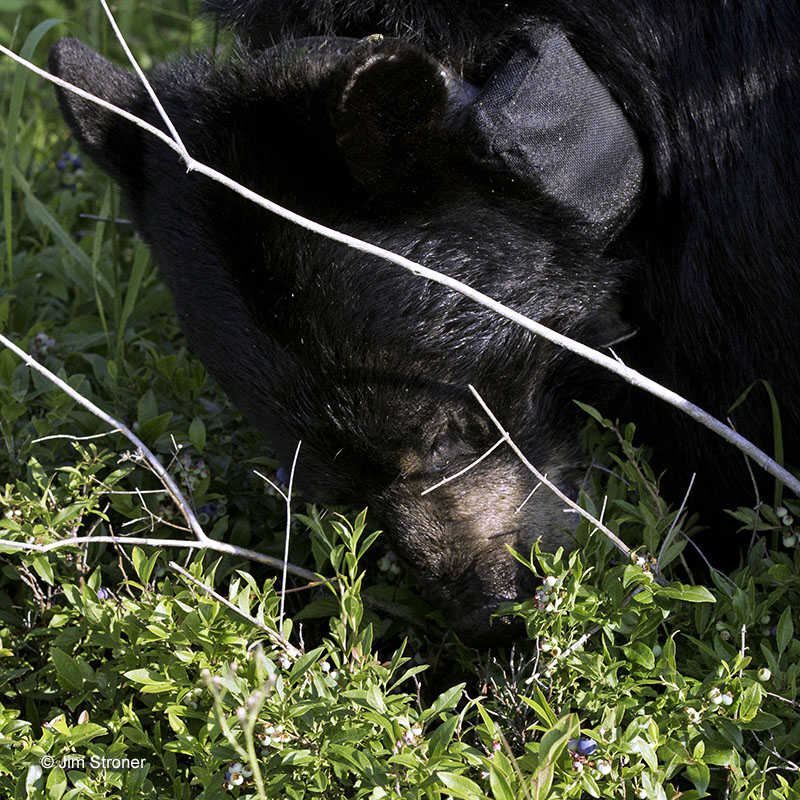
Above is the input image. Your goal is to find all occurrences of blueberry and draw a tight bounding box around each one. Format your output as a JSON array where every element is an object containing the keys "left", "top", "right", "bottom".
[{"left": 577, "top": 735, "right": 597, "bottom": 755}]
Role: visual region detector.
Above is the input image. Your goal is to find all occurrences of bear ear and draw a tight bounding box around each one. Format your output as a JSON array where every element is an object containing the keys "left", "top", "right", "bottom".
[
  {"left": 336, "top": 41, "right": 451, "bottom": 195},
  {"left": 48, "top": 38, "right": 144, "bottom": 181},
  {"left": 470, "top": 25, "right": 643, "bottom": 242}
]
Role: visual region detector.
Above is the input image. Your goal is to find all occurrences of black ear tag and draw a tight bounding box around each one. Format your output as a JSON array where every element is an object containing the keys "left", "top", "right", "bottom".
[{"left": 470, "top": 25, "right": 643, "bottom": 240}]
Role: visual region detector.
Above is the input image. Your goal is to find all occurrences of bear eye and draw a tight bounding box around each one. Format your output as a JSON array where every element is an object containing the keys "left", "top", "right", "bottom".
[{"left": 429, "top": 421, "right": 471, "bottom": 473}]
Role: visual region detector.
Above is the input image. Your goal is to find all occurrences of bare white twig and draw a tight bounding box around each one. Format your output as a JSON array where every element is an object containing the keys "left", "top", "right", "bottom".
[
  {"left": 0, "top": 41, "right": 796, "bottom": 499},
  {"left": 98, "top": 0, "right": 189, "bottom": 157},
  {"left": 466, "top": 384, "right": 664, "bottom": 580},
  {"left": 657, "top": 472, "right": 695, "bottom": 570},
  {"left": 421, "top": 436, "right": 505, "bottom": 496},
  {"left": 0, "top": 43, "right": 181, "bottom": 152},
  {"left": 516, "top": 480, "right": 544, "bottom": 514},
  {"left": 739, "top": 623, "right": 747, "bottom": 679},
  {"left": 32, "top": 430, "right": 123, "bottom": 444},
  {"left": 0, "top": 528, "right": 316, "bottom": 577},
  {"left": 751, "top": 731, "right": 800, "bottom": 773},
  {"left": 0, "top": 331, "right": 326, "bottom": 587},
  {"left": 525, "top": 585, "right": 650, "bottom": 685},
  {"left": 280, "top": 441, "right": 302, "bottom": 629},
  {"left": 0, "top": 330, "right": 207, "bottom": 541},
  {"left": 168, "top": 560, "right": 302, "bottom": 658}
]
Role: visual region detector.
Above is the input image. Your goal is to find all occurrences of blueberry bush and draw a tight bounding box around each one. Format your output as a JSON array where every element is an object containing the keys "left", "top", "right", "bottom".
[{"left": 1, "top": 1, "right": 799, "bottom": 797}]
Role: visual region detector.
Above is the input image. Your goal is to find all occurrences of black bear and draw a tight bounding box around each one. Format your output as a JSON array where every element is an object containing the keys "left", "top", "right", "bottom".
[{"left": 48, "top": 0, "right": 800, "bottom": 642}]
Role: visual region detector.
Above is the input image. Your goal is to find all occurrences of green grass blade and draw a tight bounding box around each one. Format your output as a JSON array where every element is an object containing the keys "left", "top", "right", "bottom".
[
  {"left": 3, "top": 17, "right": 64, "bottom": 286},
  {"left": 12, "top": 164, "right": 113, "bottom": 297},
  {"left": 116, "top": 239, "right": 150, "bottom": 361}
]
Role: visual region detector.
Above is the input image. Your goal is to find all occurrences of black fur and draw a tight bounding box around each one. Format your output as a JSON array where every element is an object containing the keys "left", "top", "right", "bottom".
[{"left": 49, "top": 0, "right": 800, "bottom": 642}]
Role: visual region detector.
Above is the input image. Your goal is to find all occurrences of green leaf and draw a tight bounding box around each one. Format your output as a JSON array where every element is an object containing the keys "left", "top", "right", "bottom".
[
  {"left": 487, "top": 755, "right": 516, "bottom": 800},
  {"left": 50, "top": 648, "right": 84, "bottom": 692},
  {"left": 738, "top": 682, "right": 764, "bottom": 722},
  {"left": 658, "top": 584, "right": 716, "bottom": 603},
  {"left": 530, "top": 761, "right": 554, "bottom": 800},
  {"left": 703, "top": 744, "right": 739, "bottom": 769},
  {"left": 365, "top": 684, "right": 387, "bottom": 714},
  {"left": 776, "top": 606, "right": 794, "bottom": 655},
  {"left": 288, "top": 646, "right": 325, "bottom": 681},
  {"left": 436, "top": 771, "right": 487, "bottom": 799},
  {"left": 520, "top": 684, "right": 559, "bottom": 728},
  {"left": 630, "top": 737, "right": 659, "bottom": 772},
  {"left": 15, "top": 167, "right": 111, "bottom": 296},
  {"left": 71, "top": 723, "right": 107, "bottom": 746},
  {"left": 4, "top": 18, "right": 67, "bottom": 277},
  {"left": 387, "top": 663, "right": 429, "bottom": 692},
  {"left": 531, "top": 712, "right": 579, "bottom": 799},
  {"left": 116, "top": 240, "right": 151, "bottom": 359},
  {"left": 539, "top": 713, "right": 579, "bottom": 765},
  {"left": 45, "top": 766, "right": 67, "bottom": 800},
  {"left": 137, "top": 389, "right": 160, "bottom": 425},
  {"left": 712, "top": 716, "right": 743, "bottom": 748},
  {"left": 738, "top": 713, "right": 781, "bottom": 730},
  {"left": 31, "top": 555, "right": 55, "bottom": 586},
  {"left": 685, "top": 760, "right": 710, "bottom": 795},
  {"left": 428, "top": 715, "right": 460, "bottom": 759},
  {"left": 430, "top": 683, "right": 465, "bottom": 715},
  {"left": 123, "top": 668, "right": 174, "bottom": 693},
  {"left": 574, "top": 401, "right": 608, "bottom": 425},
  {"left": 622, "top": 641, "right": 655, "bottom": 670},
  {"left": 189, "top": 417, "right": 206, "bottom": 452},
  {"left": 139, "top": 411, "right": 173, "bottom": 443},
  {"left": 131, "top": 547, "right": 159, "bottom": 585}
]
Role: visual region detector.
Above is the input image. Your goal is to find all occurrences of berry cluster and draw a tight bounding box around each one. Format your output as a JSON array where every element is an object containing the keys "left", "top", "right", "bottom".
[
  {"left": 178, "top": 451, "right": 210, "bottom": 494},
  {"left": 392, "top": 724, "right": 423, "bottom": 754},
  {"left": 257, "top": 722, "right": 292, "bottom": 749},
  {"left": 31, "top": 332, "right": 56, "bottom": 359},
  {"left": 377, "top": 550, "right": 402, "bottom": 578},
  {"left": 55, "top": 151, "right": 84, "bottom": 173},
  {"left": 777, "top": 505, "right": 799, "bottom": 547},
  {"left": 567, "top": 736, "right": 612, "bottom": 776},
  {"left": 631, "top": 551, "right": 658, "bottom": 579},
  {"left": 532, "top": 574, "right": 566, "bottom": 612},
  {"left": 222, "top": 761, "right": 253, "bottom": 791}
]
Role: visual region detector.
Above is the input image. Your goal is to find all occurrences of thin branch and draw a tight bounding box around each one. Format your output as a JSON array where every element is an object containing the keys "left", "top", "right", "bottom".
[
  {"left": 0, "top": 332, "right": 329, "bottom": 585},
  {"left": 751, "top": 731, "right": 800, "bottom": 772},
  {"left": 280, "top": 441, "right": 301, "bottom": 630},
  {"left": 657, "top": 472, "right": 695, "bottom": 570},
  {"left": 526, "top": 586, "right": 646, "bottom": 684},
  {"left": 466, "top": 385, "right": 669, "bottom": 583},
  {"left": 515, "top": 480, "right": 544, "bottom": 514},
  {"left": 98, "top": 0, "right": 189, "bottom": 156},
  {"left": 0, "top": 43, "right": 181, "bottom": 154},
  {"left": 765, "top": 691, "right": 800, "bottom": 711},
  {"left": 421, "top": 436, "right": 506, "bottom": 496},
  {"left": 0, "top": 534, "right": 204, "bottom": 553},
  {"left": 32, "top": 430, "right": 123, "bottom": 444},
  {"left": 0, "top": 331, "right": 208, "bottom": 542},
  {"left": 1, "top": 42, "right": 796, "bottom": 498},
  {"left": 168, "top": 560, "right": 302, "bottom": 658}
]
